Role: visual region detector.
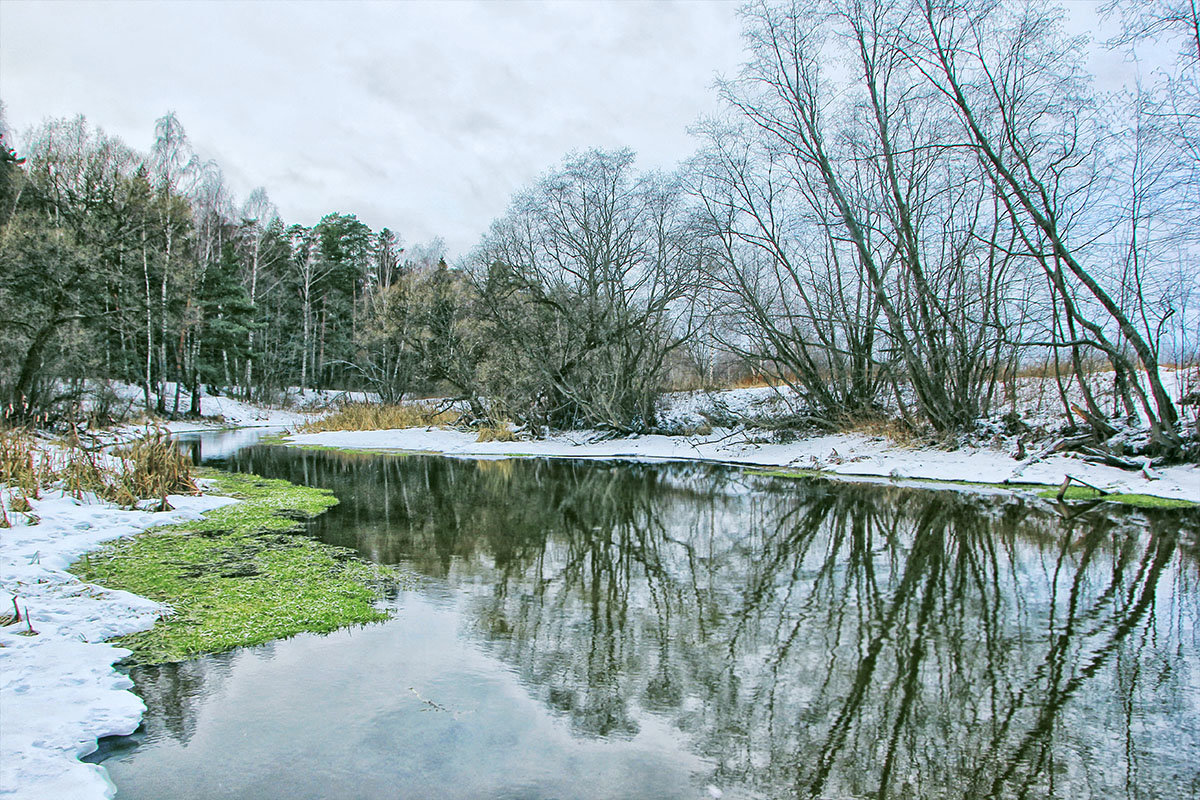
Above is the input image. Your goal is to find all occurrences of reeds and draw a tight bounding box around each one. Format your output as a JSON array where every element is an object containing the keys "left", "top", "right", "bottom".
[
  {"left": 0, "top": 430, "right": 50, "bottom": 498},
  {"left": 114, "top": 428, "right": 198, "bottom": 500},
  {"left": 0, "top": 427, "right": 196, "bottom": 511},
  {"left": 298, "top": 402, "right": 460, "bottom": 433}
]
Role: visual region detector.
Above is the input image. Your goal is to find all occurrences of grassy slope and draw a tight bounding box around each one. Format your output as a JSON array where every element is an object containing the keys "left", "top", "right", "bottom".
[{"left": 71, "top": 469, "right": 399, "bottom": 664}]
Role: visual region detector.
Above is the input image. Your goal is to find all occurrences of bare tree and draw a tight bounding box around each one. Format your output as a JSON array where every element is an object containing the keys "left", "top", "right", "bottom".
[
  {"left": 700, "top": 0, "right": 1025, "bottom": 431},
  {"left": 288, "top": 225, "right": 326, "bottom": 391},
  {"left": 148, "top": 112, "right": 202, "bottom": 412},
  {"left": 238, "top": 186, "right": 280, "bottom": 395},
  {"left": 472, "top": 149, "right": 699, "bottom": 431},
  {"left": 902, "top": 0, "right": 1186, "bottom": 449}
]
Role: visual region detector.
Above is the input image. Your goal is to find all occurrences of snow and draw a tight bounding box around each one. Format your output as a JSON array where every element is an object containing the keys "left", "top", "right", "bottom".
[
  {"left": 0, "top": 488, "right": 236, "bottom": 800},
  {"left": 658, "top": 365, "right": 1200, "bottom": 433},
  {"left": 287, "top": 424, "right": 1199, "bottom": 504},
  {"left": 156, "top": 392, "right": 306, "bottom": 432},
  {"left": 81, "top": 381, "right": 311, "bottom": 434}
]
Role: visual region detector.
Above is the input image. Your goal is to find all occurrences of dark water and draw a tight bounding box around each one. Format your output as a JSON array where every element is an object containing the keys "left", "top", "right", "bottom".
[{"left": 94, "top": 434, "right": 1200, "bottom": 799}]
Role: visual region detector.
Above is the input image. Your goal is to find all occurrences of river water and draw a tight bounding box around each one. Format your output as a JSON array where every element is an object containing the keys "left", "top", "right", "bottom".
[{"left": 91, "top": 431, "right": 1200, "bottom": 799}]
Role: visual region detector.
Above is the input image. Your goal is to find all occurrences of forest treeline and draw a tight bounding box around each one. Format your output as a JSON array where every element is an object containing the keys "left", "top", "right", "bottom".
[{"left": 1, "top": 0, "right": 1197, "bottom": 454}]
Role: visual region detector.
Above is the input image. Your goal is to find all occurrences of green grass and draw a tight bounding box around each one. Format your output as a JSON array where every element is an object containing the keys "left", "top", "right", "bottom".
[
  {"left": 255, "top": 432, "right": 292, "bottom": 447},
  {"left": 748, "top": 466, "right": 1195, "bottom": 509},
  {"left": 745, "top": 467, "right": 825, "bottom": 480},
  {"left": 1036, "top": 486, "right": 1198, "bottom": 509},
  {"left": 71, "top": 469, "right": 401, "bottom": 664},
  {"left": 745, "top": 466, "right": 1040, "bottom": 490}
]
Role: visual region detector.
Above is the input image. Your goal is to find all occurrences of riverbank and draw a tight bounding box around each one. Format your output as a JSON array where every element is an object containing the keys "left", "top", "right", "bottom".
[
  {"left": 0, "top": 464, "right": 398, "bottom": 800},
  {"left": 0, "top": 487, "right": 234, "bottom": 800},
  {"left": 284, "top": 426, "right": 1200, "bottom": 507},
  {"left": 71, "top": 470, "right": 398, "bottom": 664}
]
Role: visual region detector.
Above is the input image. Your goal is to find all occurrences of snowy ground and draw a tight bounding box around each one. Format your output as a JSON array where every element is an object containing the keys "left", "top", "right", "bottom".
[
  {"left": 0, "top": 488, "right": 236, "bottom": 800},
  {"left": 98, "top": 382, "right": 311, "bottom": 432},
  {"left": 657, "top": 365, "right": 1199, "bottom": 434},
  {"left": 162, "top": 392, "right": 307, "bottom": 431},
  {"left": 289, "top": 416, "right": 1199, "bottom": 504}
]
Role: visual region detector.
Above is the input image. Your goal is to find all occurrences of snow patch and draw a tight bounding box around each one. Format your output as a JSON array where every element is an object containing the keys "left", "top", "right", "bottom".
[
  {"left": 287, "top": 426, "right": 1199, "bottom": 504},
  {"left": 0, "top": 489, "right": 236, "bottom": 800}
]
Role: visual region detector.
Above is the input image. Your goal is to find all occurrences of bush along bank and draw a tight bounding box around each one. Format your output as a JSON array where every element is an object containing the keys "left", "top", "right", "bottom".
[{"left": 71, "top": 469, "right": 400, "bottom": 664}]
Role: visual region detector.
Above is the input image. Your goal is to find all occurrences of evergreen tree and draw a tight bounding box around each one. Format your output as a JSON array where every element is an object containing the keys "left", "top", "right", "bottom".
[{"left": 197, "top": 240, "right": 259, "bottom": 390}]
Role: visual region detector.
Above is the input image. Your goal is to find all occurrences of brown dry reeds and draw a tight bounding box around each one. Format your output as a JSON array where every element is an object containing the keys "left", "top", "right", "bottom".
[
  {"left": 114, "top": 428, "right": 198, "bottom": 500},
  {"left": 299, "top": 402, "right": 460, "bottom": 433},
  {"left": 1, "top": 427, "right": 196, "bottom": 510},
  {"left": 476, "top": 423, "right": 516, "bottom": 443},
  {"left": 0, "top": 431, "right": 46, "bottom": 498}
]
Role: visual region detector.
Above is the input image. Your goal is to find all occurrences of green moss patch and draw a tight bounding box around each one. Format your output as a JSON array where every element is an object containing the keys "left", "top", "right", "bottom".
[
  {"left": 745, "top": 467, "right": 1041, "bottom": 491},
  {"left": 745, "top": 467, "right": 825, "bottom": 480},
  {"left": 275, "top": 438, "right": 429, "bottom": 457},
  {"left": 255, "top": 432, "right": 293, "bottom": 447},
  {"left": 1036, "top": 486, "right": 1198, "bottom": 509},
  {"left": 71, "top": 469, "right": 400, "bottom": 664}
]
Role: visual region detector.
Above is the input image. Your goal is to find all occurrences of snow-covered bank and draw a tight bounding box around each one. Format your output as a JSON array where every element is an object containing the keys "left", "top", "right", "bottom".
[
  {"left": 157, "top": 393, "right": 307, "bottom": 432},
  {"left": 286, "top": 426, "right": 1200, "bottom": 504},
  {"left": 0, "top": 490, "right": 236, "bottom": 800},
  {"left": 81, "top": 381, "right": 321, "bottom": 435},
  {"left": 137, "top": 388, "right": 308, "bottom": 433}
]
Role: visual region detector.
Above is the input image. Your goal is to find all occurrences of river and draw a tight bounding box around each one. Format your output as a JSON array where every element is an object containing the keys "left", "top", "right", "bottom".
[{"left": 90, "top": 430, "right": 1200, "bottom": 799}]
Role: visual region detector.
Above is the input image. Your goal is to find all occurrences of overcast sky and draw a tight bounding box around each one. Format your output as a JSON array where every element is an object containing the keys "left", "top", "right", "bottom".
[
  {"left": 1, "top": 0, "right": 1124, "bottom": 259},
  {"left": 1, "top": 0, "right": 748, "bottom": 257}
]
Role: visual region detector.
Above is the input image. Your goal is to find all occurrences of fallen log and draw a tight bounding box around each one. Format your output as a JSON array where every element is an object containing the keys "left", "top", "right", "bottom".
[{"left": 1056, "top": 474, "right": 1111, "bottom": 501}]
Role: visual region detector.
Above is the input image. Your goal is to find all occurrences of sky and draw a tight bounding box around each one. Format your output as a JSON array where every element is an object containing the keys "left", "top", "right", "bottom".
[
  {"left": 0, "top": 0, "right": 1131, "bottom": 260},
  {"left": 0, "top": 0, "right": 745, "bottom": 258}
]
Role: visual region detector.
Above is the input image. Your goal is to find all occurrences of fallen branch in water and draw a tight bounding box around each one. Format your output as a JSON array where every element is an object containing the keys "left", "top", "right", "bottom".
[{"left": 1056, "top": 474, "right": 1111, "bottom": 502}]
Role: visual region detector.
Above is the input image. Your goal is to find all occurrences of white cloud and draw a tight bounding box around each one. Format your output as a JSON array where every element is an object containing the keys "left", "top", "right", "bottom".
[
  {"left": 0, "top": 0, "right": 744, "bottom": 257},
  {"left": 0, "top": 0, "right": 1146, "bottom": 258}
]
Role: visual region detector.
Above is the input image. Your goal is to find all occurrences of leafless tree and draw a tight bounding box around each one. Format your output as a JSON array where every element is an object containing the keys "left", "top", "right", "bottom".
[
  {"left": 697, "top": 0, "right": 1026, "bottom": 431},
  {"left": 900, "top": 0, "right": 1187, "bottom": 449},
  {"left": 472, "top": 149, "right": 700, "bottom": 431}
]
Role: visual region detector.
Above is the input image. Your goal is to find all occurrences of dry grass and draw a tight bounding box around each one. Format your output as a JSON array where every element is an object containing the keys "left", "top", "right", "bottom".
[
  {"left": 0, "top": 430, "right": 52, "bottom": 498},
  {"left": 732, "top": 373, "right": 776, "bottom": 389},
  {"left": 1, "top": 427, "right": 196, "bottom": 511},
  {"left": 839, "top": 415, "right": 920, "bottom": 445},
  {"left": 476, "top": 422, "right": 516, "bottom": 443},
  {"left": 299, "top": 402, "right": 460, "bottom": 433},
  {"left": 112, "top": 428, "right": 199, "bottom": 502},
  {"left": 1013, "top": 356, "right": 1113, "bottom": 380}
]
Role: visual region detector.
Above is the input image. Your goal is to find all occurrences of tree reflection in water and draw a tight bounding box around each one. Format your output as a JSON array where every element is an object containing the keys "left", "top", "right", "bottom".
[{"left": 203, "top": 448, "right": 1200, "bottom": 799}]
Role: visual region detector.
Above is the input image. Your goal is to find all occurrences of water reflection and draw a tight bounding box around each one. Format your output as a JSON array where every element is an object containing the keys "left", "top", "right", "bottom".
[
  {"left": 174, "top": 427, "right": 285, "bottom": 462},
  {"left": 120, "top": 448, "right": 1199, "bottom": 799}
]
